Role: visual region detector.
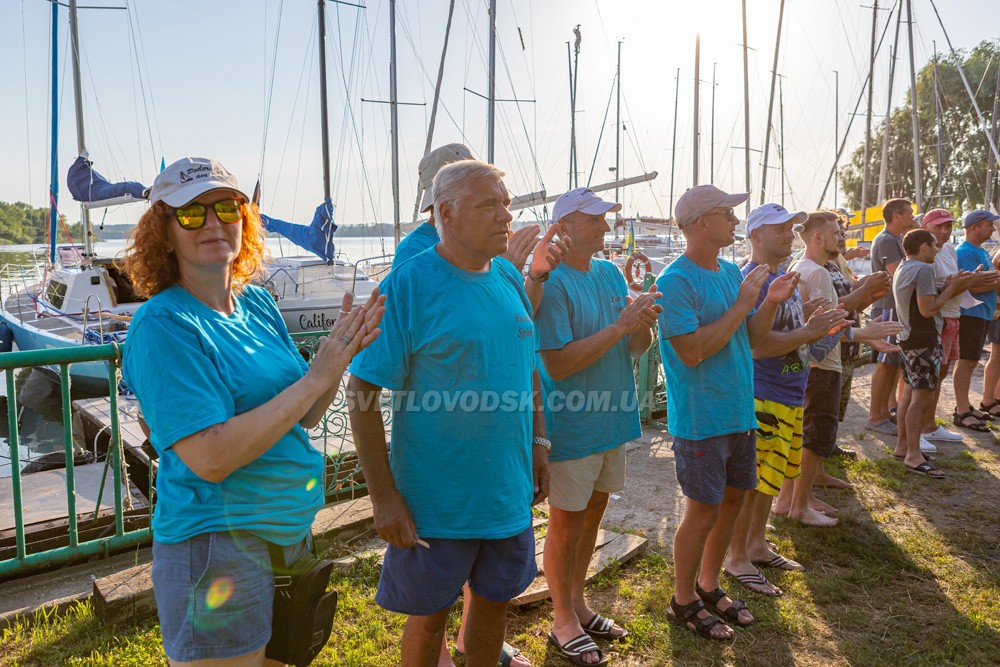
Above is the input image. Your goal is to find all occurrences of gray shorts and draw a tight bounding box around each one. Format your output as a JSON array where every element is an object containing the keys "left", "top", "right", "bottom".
[{"left": 671, "top": 431, "right": 757, "bottom": 505}]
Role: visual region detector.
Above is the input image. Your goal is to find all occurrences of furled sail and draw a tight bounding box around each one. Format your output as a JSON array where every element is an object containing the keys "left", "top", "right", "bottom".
[
  {"left": 260, "top": 199, "right": 338, "bottom": 262},
  {"left": 67, "top": 154, "right": 148, "bottom": 208}
]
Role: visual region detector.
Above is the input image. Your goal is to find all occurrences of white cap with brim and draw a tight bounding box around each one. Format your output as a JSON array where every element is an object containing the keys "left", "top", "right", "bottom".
[
  {"left": 674, "top": 184, "right": 749, "bottom": 227},
  {"left": 418, "top": 143, "right": 477, "bottom": 212},
  {"left": 150, "top": 157, "right": 248, "bottom": 207},
  {"left": 746, "top": 203, "right": 808, "bottom": 234},
  {"left": 552, "top": 187, "right": 622, "bottom": 222}
]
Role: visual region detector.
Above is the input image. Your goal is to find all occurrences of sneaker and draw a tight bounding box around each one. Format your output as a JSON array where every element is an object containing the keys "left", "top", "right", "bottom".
[
  {"left": 919, "top": 436, "right": 938, "bottom": 455},
  {"left": 923, "top": 425, "right": 963, "bottom": 443},
  {"left": 865, "top": 419, "right": 899, "bottom": 435}
]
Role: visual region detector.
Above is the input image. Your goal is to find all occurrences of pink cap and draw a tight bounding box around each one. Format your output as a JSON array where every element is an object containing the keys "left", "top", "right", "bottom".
[{"left": 921, "top": 208, "right": 955, "bottom": 228}]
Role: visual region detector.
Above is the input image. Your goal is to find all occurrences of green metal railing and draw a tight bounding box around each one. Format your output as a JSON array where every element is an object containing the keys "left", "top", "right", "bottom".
[{"left": 0, "top": 333, "right": 390, "bottom": 580}]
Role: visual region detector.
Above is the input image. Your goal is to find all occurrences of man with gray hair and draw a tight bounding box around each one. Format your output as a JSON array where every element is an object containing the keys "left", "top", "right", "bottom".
[
  {"left": 395, "top": 143, "right": 567, "bottom": 316},
  {"left": 349, "top": 160, "right": 549, "bottom": 667}
]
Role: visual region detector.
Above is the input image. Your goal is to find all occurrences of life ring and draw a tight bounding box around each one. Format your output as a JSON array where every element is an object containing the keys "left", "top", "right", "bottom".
[{"left": 624, "top": 251, "right": 652, "bottom": 292}]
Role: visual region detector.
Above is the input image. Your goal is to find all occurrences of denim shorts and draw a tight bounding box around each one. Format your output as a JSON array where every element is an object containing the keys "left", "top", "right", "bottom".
[
  {"left": 671, "top": 430, "right": 758, "bottom": 505},
  {"left": 152, "top": 531, "right": 312, "bottom": 663},
  {"left": 376, "top": 525, "right": 537, "bottom": 616}
]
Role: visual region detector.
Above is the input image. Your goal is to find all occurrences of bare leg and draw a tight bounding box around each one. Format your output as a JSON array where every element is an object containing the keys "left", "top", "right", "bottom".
[
  {"left": 463, "top": 589, "right": 510, "bottom": 667},
  {"left": 697, "top": 486, "right": 753, "bottom": 625},
  {"left": 953, "top": 359, "right": 979, "bottom": 414},
  {"left": 868, "top": 363, "right": 898, "bottom": 424},
  {"left": 403, "top": 608, "right": 452, "bottom": 667},
  {"left": 904, "top": 389, "right": 936, "bottom": 468},
  {"left": 924, "top": 364, "right": 950, "bottom": 434},
  {"left": 893, "top": 384, "right": 913, "bottom": 458},
  {"left": 723, "top": 490, "right": 783, "bottom": 595},
  {"left": 788, "top": 449, "right": 837, "bottom": 527},
  {"left": 672, "top": 496, "right": 734, "bottom": 639},
  {"left": 571, "top": 493, "right": 622, "bottom": 636},
  {"left": 983, "top": 343, "right": 1000, "bottom": 409}
]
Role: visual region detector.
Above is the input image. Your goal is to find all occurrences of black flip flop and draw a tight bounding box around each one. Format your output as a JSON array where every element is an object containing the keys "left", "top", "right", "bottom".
[{"left": 907, "top": 461, "right": 945, "bottom": 479}]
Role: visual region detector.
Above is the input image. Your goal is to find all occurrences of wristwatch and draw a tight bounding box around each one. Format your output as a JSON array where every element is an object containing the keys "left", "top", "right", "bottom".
[{"left": 532, "top": 436, "right": 552, "bottom": 451}]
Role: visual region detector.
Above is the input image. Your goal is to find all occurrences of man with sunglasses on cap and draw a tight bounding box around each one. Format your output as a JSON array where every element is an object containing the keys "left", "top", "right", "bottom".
[
  {"left": 397, "top": 143, "right": 568, "bottom": 316},
  {"left": 655, "top": 185, "right": 799, "bottom": 639},
  {"left": 722, "top": 204, "right": 850, "bottom": 596},
  {"left": 535, "top": 187, "right": 661, "bottom": 665}
]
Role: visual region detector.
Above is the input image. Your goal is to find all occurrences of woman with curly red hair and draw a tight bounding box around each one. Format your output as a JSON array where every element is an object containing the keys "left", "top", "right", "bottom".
[{"left": 121, "top": 157, "right": 384, "bottom": 666}]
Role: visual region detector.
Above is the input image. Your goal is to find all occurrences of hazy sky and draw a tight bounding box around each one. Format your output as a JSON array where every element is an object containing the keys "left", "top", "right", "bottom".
[{"left": 1, "top": 0, "right": 997, "bottom": 237}]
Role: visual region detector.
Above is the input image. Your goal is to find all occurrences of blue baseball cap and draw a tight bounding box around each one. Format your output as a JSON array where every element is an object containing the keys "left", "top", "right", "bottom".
[{"left": 963, "top": 209, "right": 1000, "bottom": 227}]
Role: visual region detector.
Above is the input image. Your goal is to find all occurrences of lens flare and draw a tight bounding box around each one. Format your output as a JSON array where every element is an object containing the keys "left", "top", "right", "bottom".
[
  {"left": 205, "top": 576, "right": 234, "bottom": 610},
  {"left": 306, "top": 478, "right": 318, "bottom": 491}
]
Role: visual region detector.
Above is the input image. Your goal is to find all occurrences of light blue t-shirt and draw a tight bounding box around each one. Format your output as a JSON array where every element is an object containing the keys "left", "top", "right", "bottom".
[
  {"left": 349, "top": 248, "right": 536, "bottom": 539},
  {"left": 535, "top": 259, "right": 642, "bottom": 462},
  {"left": 655, "top": 255, "right": 756, "bottom": 441},
  {"left": 122, "top": 285, "right": 325, "bottom": 545},
  {"left": 392, "top": 223, "right": 439, "bottom": 269},
  {"left": 957, "top": 241, "right": 996, "bottom": 320}
]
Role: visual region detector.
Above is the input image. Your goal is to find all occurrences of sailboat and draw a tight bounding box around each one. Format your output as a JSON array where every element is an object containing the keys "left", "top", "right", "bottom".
[{"left": 0, "top": 0, "right": 379, "bottom": 391}]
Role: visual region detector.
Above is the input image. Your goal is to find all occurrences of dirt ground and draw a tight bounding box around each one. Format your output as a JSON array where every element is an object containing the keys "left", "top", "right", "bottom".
[{"left": 591, "top": 358, "right": 998, "bottom": 548}]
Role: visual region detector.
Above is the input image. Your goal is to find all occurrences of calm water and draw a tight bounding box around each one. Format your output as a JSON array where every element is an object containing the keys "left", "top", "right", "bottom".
[{"left": 0, "top": 236, "right": 395, "bottom": 477}]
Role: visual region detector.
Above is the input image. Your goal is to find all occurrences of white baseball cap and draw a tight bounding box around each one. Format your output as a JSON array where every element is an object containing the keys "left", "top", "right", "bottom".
[
  {"left": 418, "top": 144, "right": 477, "bottom": 212},
  {"left": 674, "top": 185, "right": 749, "bottom": 227},
  {"left": 552, "top": 187, "right": 622, "bottom": 222},
  {"left": 149, "top": 157, "right": 247, "bottom": 207},
  {"left": 746, "top": 203, "right": 808, "bottom": 234}
]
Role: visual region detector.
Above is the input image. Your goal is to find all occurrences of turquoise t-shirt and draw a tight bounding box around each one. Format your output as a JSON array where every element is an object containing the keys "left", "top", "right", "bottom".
[
  {"left": 655, "top": 255, "right": 756, "bottom": 441},
  {"left": 392, "top": 223, "right": 439, "bottom": 269},
  {"left": 535, "top": 259, "right": 642, "bottom": 462},
  {"left": 122, "top": 285, "right": 325, "bottom": 545},
  {"left": 957, "top": 241, "right": 996, "bottom": 320},
  {"left": 349, "top": 249, "right": 536, "bottom": 539}
]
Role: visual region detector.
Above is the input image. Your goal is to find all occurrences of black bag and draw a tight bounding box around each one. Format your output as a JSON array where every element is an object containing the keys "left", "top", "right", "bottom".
[{"left": 265, "top": 545, "right": 339, "bottom": 667}]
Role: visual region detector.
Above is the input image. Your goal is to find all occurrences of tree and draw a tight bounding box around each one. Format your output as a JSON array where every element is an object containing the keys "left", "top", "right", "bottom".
[
  {"left": 0, "top": 201, "right": 83, "bottom": 245},
  {"left": 840, "top": 39, "right": 1000, "bottom": 213}
]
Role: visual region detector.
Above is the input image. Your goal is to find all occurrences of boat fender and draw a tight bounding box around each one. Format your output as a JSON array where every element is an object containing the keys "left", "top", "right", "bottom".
[
  {"left": 0, "top": 320, "right": 13, "bottom": 353},
  {"left": 624, "top": 251, "right": 652, "bottom": 292}
]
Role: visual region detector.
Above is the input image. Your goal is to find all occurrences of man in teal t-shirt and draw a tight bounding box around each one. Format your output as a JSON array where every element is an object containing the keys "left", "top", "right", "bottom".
[
  {"left": 535, "top": 188, "right": 661, "bottom": 660},
  {"left": 348, "top": 160, "right": 550, "bottom": 667},
  {"left": 654, "top": 185, "right": 797, "bottom": 640}
]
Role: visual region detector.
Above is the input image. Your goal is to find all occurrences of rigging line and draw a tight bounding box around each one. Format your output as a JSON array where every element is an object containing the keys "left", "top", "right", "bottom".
[
  {"left": 124, "top": 2, "right": 159, "bottom": 171},
  {"left": 494, "top": 25, "right": 544, "bottom": 189},
  {"left": 125, "top": 0, "right": 163, "bottom": 164},
  {"left": 259, "top": 0, "right": 286, "bottom": 182},
  {"left": 270, "top": 16, "right": 315, "bottom": 214},
  {"left": 20, "top": 0, "right": 34, "bottom": 203},
  {"left": 585, "top": 74, "right": 617, "bottom": 188},
  {"left": 833, "top": 0, "right": 862, "bottom": 78},
  {"left": 330, "top": 6, "right": 384, "bottom": 227}
]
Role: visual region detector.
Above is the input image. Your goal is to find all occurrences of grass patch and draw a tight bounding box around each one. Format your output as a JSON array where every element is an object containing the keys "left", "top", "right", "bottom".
[{"left": 5, "top": 459, "right": 1000, "bottom": 666}]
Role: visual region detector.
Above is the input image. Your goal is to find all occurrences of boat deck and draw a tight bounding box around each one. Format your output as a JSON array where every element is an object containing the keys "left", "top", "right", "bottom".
[{"left": 2, "top": 289, "right": 87, "bottom": 344}]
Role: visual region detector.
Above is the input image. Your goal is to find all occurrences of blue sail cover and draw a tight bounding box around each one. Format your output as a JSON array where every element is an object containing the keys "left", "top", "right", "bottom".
[
  {"left": 261, "top": 199, "right": 338, "bottom": 262},
  {"left": 67, "top": 155, "right": 147, "bottom": 203}
]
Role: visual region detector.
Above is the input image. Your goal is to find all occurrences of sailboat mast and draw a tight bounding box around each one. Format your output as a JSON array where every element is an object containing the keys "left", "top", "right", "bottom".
[
  {"left": 316, "top": 0, "right": 331, "bottom": 201},
  {"left": 741, "top": 0, "right": 751, "bottom": 216},
  {"left": 877, "top": 2, "right": 903, "bottom": 205},
  {"left": 905, "top": 0, "right": 922, "bottom": 210},
  {"left": 488, "top": 0, "right": 496, "bottom": 163},
  {"left": 759, "top": 0, "right": 785, "bottom": 205},
  {"left": 710, "top": 62, "right": 716, "bottom": 184},
  {"left": 779, "top": 76, "right": 786, "bottom": 207},
  {"left": 986, "top": 66, "right": 1000, "bottom": 211},
  {"left": 615, "top": 40, "right": 621, "bottom": 205},
  {"left": 834, "top": 69, "right": 839, "bottom": 208},
  {"left": 389, "top": 0, "right": 400, "bottom": 245},
  {"left": 48, "top": 1, "right": 59, "bottom": 264},
  {"left": 567, "top": 42, "right": 575, "bottom": 190},
  {"left": 68, "top": 0, "right": 92, "bottom": 258},
  {"left": 669, "top": 68, "right": 679, "bottom": 219},
  {"left": 693, "top": 34, "right": 700, "bottom": 184},
  {"left": 860, "top": 0, "right": 878, "bottom": 228},
  {"left": 933, "top": 42, "right": 945, "bottom": 207}
]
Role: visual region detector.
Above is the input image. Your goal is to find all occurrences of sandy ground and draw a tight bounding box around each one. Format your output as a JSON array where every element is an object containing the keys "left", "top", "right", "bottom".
[{"left": 590, "top": 358, "right": 995, "bottom": 548}]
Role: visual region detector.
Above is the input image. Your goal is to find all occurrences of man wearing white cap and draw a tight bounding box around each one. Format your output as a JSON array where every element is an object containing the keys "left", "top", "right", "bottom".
[
  {"left": 394, "top": 143, "right": 566, "bottom": 318},
  {"left": 722, "top": 204, "right": 849, "bottom": 594},
  {"left": 655, "top": 185, "right": 799, "bottom": 639},
  {"left": 536, "top": 187, "right": 662, "bottom": 664}
]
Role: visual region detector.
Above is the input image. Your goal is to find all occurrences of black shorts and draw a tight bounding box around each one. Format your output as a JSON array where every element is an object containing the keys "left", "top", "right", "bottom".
[
  {"left": 901, "top": 346, "right": 942, "bottom": 390},
  {"left": 802, "top": 368, "right": 843, "bottom": 458},
  {"left": 958, "top": 315, "right": 990, "bottom": 361}
]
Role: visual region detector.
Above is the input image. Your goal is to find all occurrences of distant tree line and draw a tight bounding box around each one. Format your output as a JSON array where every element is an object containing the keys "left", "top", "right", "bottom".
[
  {"left": 0, "top": 201, "right": 82, "bottom": 245},
  {"left": 840, "top": 39, "right": 1000, "bottom": 214}
]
